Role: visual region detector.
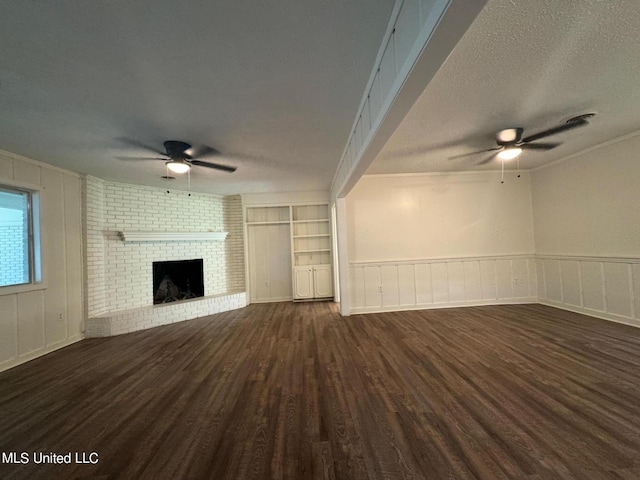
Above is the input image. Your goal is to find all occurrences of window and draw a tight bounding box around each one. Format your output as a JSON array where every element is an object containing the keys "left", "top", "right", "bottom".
[{"left": 0, "top": 185, "right": 41, "bottom": 288}]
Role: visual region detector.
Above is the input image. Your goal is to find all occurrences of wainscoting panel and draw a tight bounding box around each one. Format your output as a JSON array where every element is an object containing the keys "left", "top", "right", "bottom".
[
  {"left": 349, "top": 255, "right": 536, "bottom": 314},
  {"left": 580, "top": 261, "right": 604, "bottom": 311},
  {"left": 496, "top": 260, "right": 514, "bottom": 300},
  {"left": 634, "top": 264, "right": 640, "bottom": 318},
  {"left": 431, "top": 263, "right": 449, "bottom": 304},
  {"left": 544, "top": 259, "right": 562, "bottom": 302},
  {"left": 463, "top": 261, "right": 482, "bottom": 302},
  {"left": 381, "top": 265, "right": 400, "bottom": 307},
  {"left": 480, "top": 260, "right": 498, "bottom": 300},
  {"left": 414, "top": 263, "right": 433, "bottom": 305},
  {"left": 364, "top": 266, "right": 382, "bottom": 308},
  {"left": 448, "top": 262, "right": 465, "bottom": 303},
  {"left": 398, "top": 264, "right": 416, "bottom": 306},
  {"left": 604, "top": 263, "right": 632, "bottom": 318},
  {"left": 538, "top": 256, "right": 639, "bottom": 327},
  {"left": 560, "top": 260, "right": 581, "bottom": 307}
]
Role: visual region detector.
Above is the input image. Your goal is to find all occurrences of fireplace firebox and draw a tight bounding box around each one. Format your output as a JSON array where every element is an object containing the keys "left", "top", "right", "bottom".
[{"left": 152, "top": 259, "right": 204, "bottom": 304}]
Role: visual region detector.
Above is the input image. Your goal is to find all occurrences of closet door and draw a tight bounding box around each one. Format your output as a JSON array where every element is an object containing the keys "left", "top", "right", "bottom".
[{"left": 247, "top": 223, "right": 292, "bottom": 303}]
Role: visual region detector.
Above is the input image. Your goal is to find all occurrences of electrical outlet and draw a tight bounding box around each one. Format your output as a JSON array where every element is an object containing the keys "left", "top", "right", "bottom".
[
  {"left": 57, "top": 312, "right": 63, "bottom": 321},
  {"left": 378, "top": 285, "right": 383, "bottom": 293}
]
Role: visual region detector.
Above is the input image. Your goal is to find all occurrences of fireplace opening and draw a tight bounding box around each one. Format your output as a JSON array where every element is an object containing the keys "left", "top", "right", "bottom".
[{"left": 152, "top": 259, "right": 204, "bottom": 304}]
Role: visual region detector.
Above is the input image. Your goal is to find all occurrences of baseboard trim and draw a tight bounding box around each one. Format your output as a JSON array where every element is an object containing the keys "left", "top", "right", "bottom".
[
  {"left": 537, "top": 299, "right": 640, "bottom": 329},
  {"left": 350, "top": 297, "right": 537, "bottom": 315},
  {"left": 249, "top": 296, "right": 293, "bottom": 304},
  {"left": 0, "top": 334, "right": 84, "bottom": 373}
]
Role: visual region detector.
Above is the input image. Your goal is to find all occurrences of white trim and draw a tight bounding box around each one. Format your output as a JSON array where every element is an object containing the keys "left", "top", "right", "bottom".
[
  {"left": 351, "top": 297, "right": 536, "bottom": 315},
  {"left": 119, "top": 231, "right": 228, "bottom": 242},
  {"left": 0, "top": 283, "right": 47, "bottom": 297},
  {"left": 0, "top": 334, "right": 84, "bottom": 373},
  {"left": 538, "top": 299, "right": 640, "bottom": 329},
  {"left": 536, "top": 254, "right": 640, "bottom": 264},
  {"left": 350, "top": 253, "right": 535, "bottom": 267}
]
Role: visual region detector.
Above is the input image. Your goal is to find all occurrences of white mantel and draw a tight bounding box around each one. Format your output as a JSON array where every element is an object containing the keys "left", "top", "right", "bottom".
[{"left": 119, "top": 231, "right": 229, "bottom": 242}]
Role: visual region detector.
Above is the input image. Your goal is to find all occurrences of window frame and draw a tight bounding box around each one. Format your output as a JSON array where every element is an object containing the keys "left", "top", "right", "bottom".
[{"left": 0, "top": 180, "right": 44, "bottom": 295}]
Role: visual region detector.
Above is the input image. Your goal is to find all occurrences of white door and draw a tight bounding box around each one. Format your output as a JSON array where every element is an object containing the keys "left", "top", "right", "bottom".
[
  {"left": 293, "top": 267, "right": 313, "bottom": 299},
  {"left": 313, "top": 265, "right": 333, "bottom": 298}
]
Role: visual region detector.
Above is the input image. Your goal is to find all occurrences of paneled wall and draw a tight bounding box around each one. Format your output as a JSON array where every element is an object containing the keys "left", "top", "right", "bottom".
[
  {"left": 350, "top": 256, "right": 536, "bottom": 314},
  {"left": 344, "top": 172, "right": 536, "bottom": 314},
  {"left": 531, "top": 133, "right": 640, "bottom": 327},
  {"left": 536, "top": 256, "right": 639, "bottom": 327},
  {"left": 0, "top": 151, "right": 83, "bottom": 372}
]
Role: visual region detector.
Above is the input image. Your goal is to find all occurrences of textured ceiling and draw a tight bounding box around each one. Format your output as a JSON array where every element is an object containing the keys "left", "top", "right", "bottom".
[
  {"left": 0, "top": 0, "right": 393, "bottom": 194},
  {"left": 369, "top": 0, "right": 640, "bottom": 175}
]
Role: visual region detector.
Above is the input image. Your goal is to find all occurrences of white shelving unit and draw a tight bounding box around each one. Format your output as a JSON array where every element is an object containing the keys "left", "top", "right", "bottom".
[
  {"left": 291, "top": 205, "right": 333, "bottom": 301},
  {"left": 244, "top": 203, "right": 333, "bottom": 303}
]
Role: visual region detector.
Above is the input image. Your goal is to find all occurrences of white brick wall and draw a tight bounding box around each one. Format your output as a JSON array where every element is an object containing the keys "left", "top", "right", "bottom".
[
  {"left": 85, "top": 177, "right": 246, "bottom": 320},
  {"left": 0, "top": 225, "right": 28, "bottom": 285}
]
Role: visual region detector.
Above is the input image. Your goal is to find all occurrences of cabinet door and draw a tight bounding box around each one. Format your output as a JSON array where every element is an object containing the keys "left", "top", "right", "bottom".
[
  {"left": 313, "top": 265, "right": 333, "bottom": 298},
  {"left": 248, "top": 223, "right": 292, "bottom": 302},
  {"left": 293, "top": 267, "right": 314, "bottom": 299}
]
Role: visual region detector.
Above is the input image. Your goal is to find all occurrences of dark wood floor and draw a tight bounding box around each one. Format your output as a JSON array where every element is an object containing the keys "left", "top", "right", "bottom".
[{"left": 1, "top": 303, "right": 640, "bottom": 479}]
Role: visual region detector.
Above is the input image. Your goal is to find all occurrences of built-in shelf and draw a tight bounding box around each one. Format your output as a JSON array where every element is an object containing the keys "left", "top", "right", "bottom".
[
  {"left": 119, "top": 231, "right": 228, "bottom": 242},
  {"left": 294, "top": 249, "right": 331, "bottom": 254},
  {"left": 293, "top": 234, "right": 331, "bottom": 238},
  {"left": 292, "top": 219, "right": 329, "bottom": 224},
  {"left": 246, "top": 221, "right": 291, "bottom": 225}
]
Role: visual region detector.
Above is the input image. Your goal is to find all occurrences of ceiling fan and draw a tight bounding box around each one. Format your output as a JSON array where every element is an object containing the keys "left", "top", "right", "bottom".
[
  {"left": 451, "top": 113, "right": 595, "bottom": 165},
  {"left": 117, "top": 139, "right": 237, "bottom": 175}
]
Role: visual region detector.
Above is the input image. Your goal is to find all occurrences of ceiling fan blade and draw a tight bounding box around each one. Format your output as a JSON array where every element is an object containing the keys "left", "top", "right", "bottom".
[
  {"left": 520, "top": 142, "right": 559, "bottom": 150},
  {"left": 190, "top": 159, "right": 237, "bottom": 172},
  {"left": 117, "top": 137, "right": 167, "bottom": 156},
  {"left": 521, "top": 118, "right": 588, "bottom": 143},
  {"left": 477, "top": 151, "right": 500, "bottom": 165},
  {"left": 449, "top": 147, "right": 501, "bottom": 160}
]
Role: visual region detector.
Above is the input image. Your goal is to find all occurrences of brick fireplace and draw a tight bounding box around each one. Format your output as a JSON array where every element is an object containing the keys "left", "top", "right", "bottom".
[{"left": 84, "top": 177, "right": 246, "bottom": 336}]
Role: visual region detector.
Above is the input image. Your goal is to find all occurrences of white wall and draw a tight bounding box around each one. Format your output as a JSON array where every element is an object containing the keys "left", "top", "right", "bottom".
[
  {"left": 532, "top": 134, "right": 640, "bottom": 327},
  {"left": 347, "top": 172, "right": 535, "bottom": 262},
  {"left": 532, "top": 134, "right": 640, "bottom": 257},
  {"left": 85, "top": 178, "right": 245, "bottom": 315},
  {"left": 0, "top": 151, "right": 84, "bottom": 371},
  {"left": 345, "top": 172, "right": 536, "bottom": 313}
]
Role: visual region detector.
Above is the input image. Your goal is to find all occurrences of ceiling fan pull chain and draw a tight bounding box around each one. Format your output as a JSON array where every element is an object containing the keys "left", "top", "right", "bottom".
[
  {"left": 517, "top": 157, "right": 521, "bottom": 178},
  {"left": 188, "top": 169, "right": 191, "bottom": 191},
  {"left": 501, "top": 158, "right": 504, "bottom": 183}
]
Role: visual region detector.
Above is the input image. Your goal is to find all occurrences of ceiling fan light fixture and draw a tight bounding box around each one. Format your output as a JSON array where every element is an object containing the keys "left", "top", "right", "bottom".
[
  {"left": 497, "top": 147, "right": 522, "bottom": 160},
  {"left": 166, "top": 161, "right": 191, "bottom": 174}
]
